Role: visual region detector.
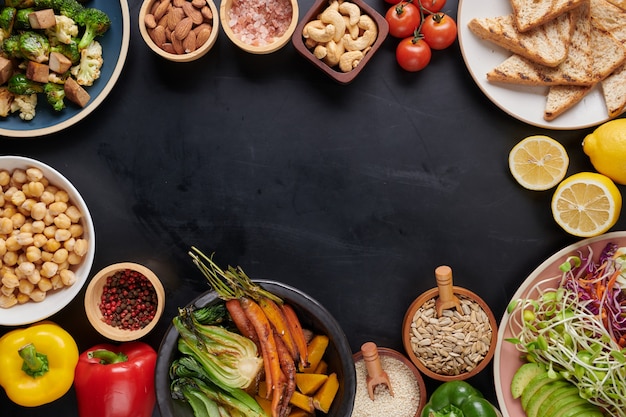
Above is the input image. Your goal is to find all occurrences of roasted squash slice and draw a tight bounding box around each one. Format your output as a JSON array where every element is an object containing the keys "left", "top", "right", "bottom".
[
  {"left": 313, "top": 372, "right": 339, "bottom": 413},
  {"left": 295, "top": 373, "right": 329, "bottom": 395}
]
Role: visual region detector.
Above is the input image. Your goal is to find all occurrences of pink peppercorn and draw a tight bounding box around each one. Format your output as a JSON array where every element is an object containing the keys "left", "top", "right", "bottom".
[{"left": 99, "top": 269, "right": 158, "bottom": 331}]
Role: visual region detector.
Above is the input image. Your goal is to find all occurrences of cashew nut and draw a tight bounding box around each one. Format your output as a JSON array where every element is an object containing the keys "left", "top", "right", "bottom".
[
  {"left": 339, "top": 1, "right": 360, "bottom": 26},
  {"left": 358, "top": 14, "right": 377, "bottom": 33},
  {"left": 323, "top": 39, "right": 345, "bottom": 67},
  {"left": 313, "top": 44, "right": 328, "bottom": 59},
  {"left": 343, "top": 15, "right": 359, "bottom": 40},
  {"left": 305, "top": 21, "right": 336, "bottom": 43},
  {"left": 320, "top": 8, "right": 345, "bottom": 42},
  {"left": 339, "top": 50, "right": 364, "bottom": 72},
  {"left": 343, "top": 28, "right": 376, "bottom": 51}
]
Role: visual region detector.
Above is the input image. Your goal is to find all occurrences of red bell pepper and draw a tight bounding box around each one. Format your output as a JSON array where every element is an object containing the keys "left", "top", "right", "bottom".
[{"left": 74, "top": 341, "right": 157, "bottom": 417}]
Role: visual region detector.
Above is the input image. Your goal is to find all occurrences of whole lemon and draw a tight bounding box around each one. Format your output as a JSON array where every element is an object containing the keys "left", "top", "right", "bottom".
[{"left": 583, "top": 118, "right": 626, "bottom": 185}]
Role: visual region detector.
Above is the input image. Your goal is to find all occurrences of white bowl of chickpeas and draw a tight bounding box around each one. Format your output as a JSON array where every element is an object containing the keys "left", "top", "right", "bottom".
[{"left": 0, "top": 155, "right": 95, "bottom": 326}]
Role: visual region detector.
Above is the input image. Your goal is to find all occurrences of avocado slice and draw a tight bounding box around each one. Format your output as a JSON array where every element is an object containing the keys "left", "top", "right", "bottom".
[
  {"left": 546, "top": 395, "right": 593, "bottom": 417},
  {"left": 511, "top": 362, "right": 546, "bottom": 399},
  {"left": 525, "top": 380, "right": 571, "bottom": 417},
  {"left": 539, "top": 385, "right": 582, "bottom": 417},
  {"left": 521, "top": 372, "right": 564, "bottom": 410}
]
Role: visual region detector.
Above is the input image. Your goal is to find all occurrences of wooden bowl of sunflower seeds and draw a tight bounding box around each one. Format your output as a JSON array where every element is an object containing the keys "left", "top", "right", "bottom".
[{"left": 401, "top": 266, "right": 497, "bottom": 381}]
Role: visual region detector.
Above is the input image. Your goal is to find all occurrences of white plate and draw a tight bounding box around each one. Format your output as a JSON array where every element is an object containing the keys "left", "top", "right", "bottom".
[
  {"left": 493, "top": 231, "right": 626, "bottom": 417},
  {"left": 457, "top": 0, "right": 611, "bottom": 130},
  {"left": 0, "top": 0, "right": 130, "bottom": 138},
  {"left": 0, "top": 156, "right": 96, "bottom": 326}
]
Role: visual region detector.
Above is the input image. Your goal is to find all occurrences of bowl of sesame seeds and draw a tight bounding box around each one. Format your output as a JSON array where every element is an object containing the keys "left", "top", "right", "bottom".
[
  {"left": 219, "top": 0, "right": 299, "bottom": 54},
  {"left": 84, "top": 262, "right": 165, "bottom": 341}
]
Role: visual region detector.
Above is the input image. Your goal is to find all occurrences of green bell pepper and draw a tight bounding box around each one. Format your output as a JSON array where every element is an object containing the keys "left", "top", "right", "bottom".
[{"left": 421, "top": 381, "right": 498, "bottom": 417}]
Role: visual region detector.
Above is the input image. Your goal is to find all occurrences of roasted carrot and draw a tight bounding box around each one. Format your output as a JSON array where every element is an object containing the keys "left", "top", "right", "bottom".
[
  {"left": 281, "top": 303, "right": 309, "bottom": 370},
  {"left": 259, "top": 297, "right": 299, "bottom": 361},
  {"left": 240, "top": 296, "right": 286, "bottom": 417},
  {"left": 274, "top": 330, "right": 297, "bottom": 417},
  {"left": 225, "top": 298, "right": 261, "bottom": 352}
]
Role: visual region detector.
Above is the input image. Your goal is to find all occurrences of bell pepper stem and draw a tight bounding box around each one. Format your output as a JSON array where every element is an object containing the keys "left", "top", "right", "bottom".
[
  {"left": 18, "top": 343, "right": 50, "bottom": 378},
  {"left": 89, "top": 349, "right": 129, "bottom": 364}
]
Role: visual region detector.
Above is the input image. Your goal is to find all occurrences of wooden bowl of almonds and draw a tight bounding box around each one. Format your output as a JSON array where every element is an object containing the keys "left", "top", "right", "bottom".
[
  {"left": 401, "top": 265, "right": 498, "bottom": 381},
  {"left": 84, "top": 262, "right": 165, "bottom": 342},
  {"left": 139, "top": 0, "right": 219, "bottom": 62}
]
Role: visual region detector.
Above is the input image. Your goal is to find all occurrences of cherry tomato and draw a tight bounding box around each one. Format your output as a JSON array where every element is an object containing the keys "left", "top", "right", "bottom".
[
  {"left": 420, "top": 0, "right": 446, "bottom": 13},
  {"left": 396, "top": 36, "right": 432, "bottom": 72},
  {"left": 385, "top": 2, "right": 421, "bottom": 39},
  {"left": 421, "top": 12, "right": 457, "bottom": 50}
]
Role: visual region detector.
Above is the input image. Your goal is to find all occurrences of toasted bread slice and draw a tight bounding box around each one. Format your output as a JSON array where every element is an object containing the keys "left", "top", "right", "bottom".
[
  {"left": 487, "top": 3, "right": 595, "bottom": 86},
  {"left": 467, "top": 11, "right": 575, "bottom": 67},
  {"left": 510, "top": 0, "right": 586, "bottom": 32},
  {"left": 590, "top": 0, "right": 626, "bottom": 42},
  {"left": 544, "top": 24, "right": 626, "bottom": 120},
  {"left": 601, "top": 64, "right": 626, "bottom": 117}
]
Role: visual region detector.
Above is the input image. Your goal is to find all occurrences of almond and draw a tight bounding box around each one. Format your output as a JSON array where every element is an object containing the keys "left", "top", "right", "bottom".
[
  {"left": 161, "top": 42, "right": 176, "bottom": 54},
  {"left": 149, "top": 25, "right": 167, "bottom": 46},
  {"left": 144, "top": 13, "right": 157, "bottom": 29},
  {"left": 172, "top": 0, "right": 186, "bottom": 7},
  {"left": 195, "top": 26, "right": 212, "bottom": 48},
  {"left": 182, "top": 1, "right": 203, "bottom": 25},
  {"left": 172, "top": 35, "right": 185, "bottom": 54},
  {"left": 183, "top": 30, "right": 197, "bottom": 53},
  {"left": 192, "top": 22, "right": 212, "bottom": 35},
  {"left": 174, "top": 16, "right": 193, "bottom": 40},
  {"left": 200, "top": 5, "right": 213, "bottom": 21},
  {"left": 192, "top": 0, "right": 206, "bottom": 7},
  {"left": 167, "top": 6, "right": 184, "bottom": 30},
  {"left": 153, "top": 0, "right": 171, "bottom": 21}
]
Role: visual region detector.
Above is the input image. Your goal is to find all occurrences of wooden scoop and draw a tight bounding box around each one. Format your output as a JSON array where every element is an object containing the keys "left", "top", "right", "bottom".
[
  {"left": 434, "top": 265, "right": 462, "bottom": 317},
  {"left": 361, "top": 342, "right": 394, "bottom": 401}
]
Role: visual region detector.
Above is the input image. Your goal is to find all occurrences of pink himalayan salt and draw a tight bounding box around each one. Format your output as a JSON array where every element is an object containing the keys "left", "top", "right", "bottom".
[{"left": 228, "top": 0, "right": 293, "bottom": 46}]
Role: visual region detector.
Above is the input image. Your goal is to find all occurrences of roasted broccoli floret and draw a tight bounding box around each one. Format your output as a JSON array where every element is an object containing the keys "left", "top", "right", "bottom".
[
  {"left": 44, "top": 82, "right": 65, "bottom": 111},
  {"left": 7, "top": 73, "right": 44, "bottom": 95},
  {"left": 35, "top": 0, "right": 84, "bottom": 22},
  {"left": 14, "top": 8, "right": 33, "bottom": 30},
  {"left": 70, "top": 39, "right": 101, "bottom": 86},
  {"left": 2, "top": 34, "right": 22, "bottom": 58},
  {"left": 50, "top": 39, "right": 79, "bottom": 63},
  {"left": 75, "top": 8, "right": 110, "bottom": 50},
  {"left": 45, "top": 15, "right": 78, "bottom": 45},
  {"left": 19, "top": 30, "right": 49, "bottom": 63}
]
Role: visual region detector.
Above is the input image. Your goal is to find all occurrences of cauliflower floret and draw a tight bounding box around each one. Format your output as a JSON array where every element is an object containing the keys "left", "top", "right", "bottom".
[
  {"left": 70, "top": 40, "right": 103, "bottom": 87},
  {"left": 46, "top": 15, "right": 79, "bottom": 45},
  {"left": 10, "top": 94, "right": 37, "bottom": 121},
  {"left": 0, "top": 87, "right": 14, "bottom": 117}
]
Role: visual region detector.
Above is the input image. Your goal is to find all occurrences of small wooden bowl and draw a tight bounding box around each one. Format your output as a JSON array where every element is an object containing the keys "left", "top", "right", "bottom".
[
  {"left": 352, "top": 347, "right": 427, "bottom": 417},
  {"left": 84, "top": 262, "right": 165, "bottom": 341},
  {"left": 292, "top": 0, "right": 389, "bottom": 84},
  {"left": 402, "top": 286, "right": 498, "bottom": 381},
  {"left": 220, "top": 0, "right": 299, "bottom": 54},
  {"left": 138, "top": 0, "right": 219, "bottom": 62}
]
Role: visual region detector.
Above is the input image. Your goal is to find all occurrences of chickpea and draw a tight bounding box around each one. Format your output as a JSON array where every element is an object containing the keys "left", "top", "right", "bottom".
[
  {"left": 0, "top": 218, "right": 12, "bottom": 234},
  {"left": 54, "top": 190, "right": 69, "bottom": 203},
  {"left": 25, "top": 168, "right": 44, "bottom": 182},
  {"left": 68, "top": 224, "right": 83, "bottom": 238},
  {"left": 66, "top": 206, "right": 82, "bottom": 223},
  {"left": 19, "top": 198, "right": 37, "bottom": 214},
  {"left": 33, "top": 233, "right": 47, "bottom": 248},
  {"left": 20, "top": 222, "right": 34, "bottom": 234},
  {"left": 1, "top": 284, "right": 14, "bottom": 297},
  {"left": 16, "top": 292, "right": 29, "bottom": 304},
  {"left": 1, "top": 272, "right": 19, "bottom": 288},
  {"left": 50, "top": 274, "right": 63, "bottom": 290},
  {"left": 18, "top": 278, "right": 33, "bottom": 295},
  {"left": 0, "top": 170, "right": 10, "bottom": 186},
  {"left": 54, "top": 229, "right": 71, "bottom": 242},
  {"left": 10, "top": 190, "right": 26, "bottom": 207},
  {"left": 48, "top": 201, "right": 67, "bottom": 216},
  {"left": 3, "top": 186, "right": 17, "bottom": 201},
  {"left": 63, "top": 237, "right": 75, "bottom": 252},
  {"left": 10, "top": 169, "right": 26, "bottom": 185},
  {"left": 52, "top": 248, "right": 68, "bottom": 264},
  {"left": 67, "top": 252, "right": 82, "bottom": 265},
  {"left": 30, "top": 202, "right": 47, "bottom": 220},
  {"left": 38, "top": 277, "right": 52, "bottom": 292},
  {"left": 5, "top": 235, "right": 20, "bottom": 252},
  {"left": 16, "top": 261, "right": 35, "bottom": 277},
  {"left": 43, "top": 225, "right": 57, "bottom": 239},
  {"left": 26, "top": 269, "right": 41, "bottom": 285},
  {"left": 0, "top": 239, "right": 6, "bottom": 256},
  {"left": 15, "top": 232, "right": 34, "bottom": 246},
  {"left": 31, "top": 220, "right": 45, "bottom": 234},
  {"left": 60, "top": 269, "right": 75, "bottom": 286},
  {"left": 10, "top": 212, "right": 26, "bottom": 229},
  {"left": 3, "top": 251, "right": 17, "bottom": 266},
  {"left": 53, "top": 213, "right": 71, "bottom": 230},
  {"left": 74, "top": 239, "right": 88, "bottom": 257},
  {"left": 40, "top": 251, "right": 53, "bottom": 262},
  {"left": 44, "top": 238, "right": 61, "bottom": 253},
  {"left": 26, "top": 246, "right": 41, "bottom": 262},
  {"left": 29, "top": 288, "right": 46, "bottom": 302},
  {"left": 24, "top": 181, "right": 44, "bottom": 198},
  {"left": 40, "top": 261, "right": 58, "bottom": 278},
  {"left": 40, "top": 190, "right": 55, "bottom": 205}
]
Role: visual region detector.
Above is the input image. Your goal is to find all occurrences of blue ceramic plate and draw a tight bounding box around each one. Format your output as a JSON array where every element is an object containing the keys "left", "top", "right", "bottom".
[{"left": 0, "top": 0, "right": 130, "bottom": 138}]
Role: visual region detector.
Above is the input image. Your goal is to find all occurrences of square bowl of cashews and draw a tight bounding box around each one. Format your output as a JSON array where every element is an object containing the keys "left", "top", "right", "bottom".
[
  {"left": 0, "top": 155, "right": 95, "bottom": 326},
  {"left": 292, "top": 0, "right": 389, "bottom": 84}
]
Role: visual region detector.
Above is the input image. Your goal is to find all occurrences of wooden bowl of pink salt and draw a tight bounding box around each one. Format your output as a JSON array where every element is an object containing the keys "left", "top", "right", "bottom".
[{"left": 220, "top": 0, "right": 299, "bottom": 54}]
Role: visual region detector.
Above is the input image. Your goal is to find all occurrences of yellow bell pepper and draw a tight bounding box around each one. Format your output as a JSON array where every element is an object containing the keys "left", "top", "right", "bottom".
[{"left": 0, "top": 321, "right": 79, "bottom": 407}]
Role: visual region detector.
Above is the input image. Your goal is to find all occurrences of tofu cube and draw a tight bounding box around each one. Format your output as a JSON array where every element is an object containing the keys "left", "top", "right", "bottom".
[
  {"left": 64, "top": 77, "right": 90, "bottom": 107},
  {"left": 0, "top": 57, "right": 13, "bottom": 85},
  {"left": 49, "top": 52, "right": 72, "bottom": 74},
  {"left": 26, "top": 61, "right": 49, "bottom": 83},
  {"left": 28, "top": 9, "right": 56, "bottom": 29}
]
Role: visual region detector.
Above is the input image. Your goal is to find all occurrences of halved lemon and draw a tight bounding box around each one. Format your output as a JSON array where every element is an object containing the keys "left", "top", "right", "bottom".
[
  {"left": 551, "top": 172, "right": 622, "bottom": 237},
  {"left": 509, "top": 135, "right": 569, "bottom": 191}
]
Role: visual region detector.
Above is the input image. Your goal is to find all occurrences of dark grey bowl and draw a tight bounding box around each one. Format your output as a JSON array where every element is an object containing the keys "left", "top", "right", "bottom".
[{"left": 155, "top": 280, "right": 356, "bottom": 417}]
